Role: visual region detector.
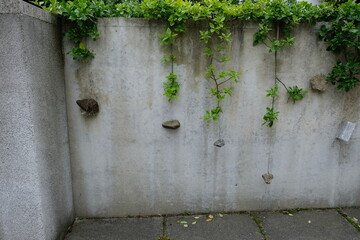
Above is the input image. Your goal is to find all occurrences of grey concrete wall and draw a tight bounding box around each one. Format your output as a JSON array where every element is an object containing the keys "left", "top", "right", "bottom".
[
  {"left": 64, "top": 18, "right": 360, "bottom": 217},
  {"left": 0, "top": 0, "right": 73, "bottom": 239}
]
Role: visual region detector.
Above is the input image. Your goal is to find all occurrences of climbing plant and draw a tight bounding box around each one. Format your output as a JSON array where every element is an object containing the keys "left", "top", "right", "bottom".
[
  {"left": 319, "top": 1, "right": 360, "bottom": 92},
  {"left": 34, "top": 0, "right": 360, "bottom": 126}
]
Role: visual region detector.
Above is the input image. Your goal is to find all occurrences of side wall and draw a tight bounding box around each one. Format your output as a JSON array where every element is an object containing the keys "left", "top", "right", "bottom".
[
  {"left": 0, "top": 1, "right": 73, "bottom": 239},
  {"left": 64, "top": 18, "right": 360, "bottom": 217}
]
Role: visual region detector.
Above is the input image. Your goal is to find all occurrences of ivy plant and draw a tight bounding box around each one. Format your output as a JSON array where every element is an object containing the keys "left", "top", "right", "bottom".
[
  {"left": 35, "top": 0, "right": 359, "bottom": 126},
  {"left": 319, "top": 1, "right": 360, "bottom": 92}
]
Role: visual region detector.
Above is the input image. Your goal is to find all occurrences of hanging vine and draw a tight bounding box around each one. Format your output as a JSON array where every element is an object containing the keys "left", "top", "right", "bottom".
[
  {"left": 35, "top": 0, "right": 360, "bottom": 126},
  {"left": 199, "top": 14, "right": 241, "bottom": 122},
  {"left": 319, "top": 1, "right": 360, "bottom": 92},
  {"left": 255, "top": 20, "right": 308, "bottom": 127}
]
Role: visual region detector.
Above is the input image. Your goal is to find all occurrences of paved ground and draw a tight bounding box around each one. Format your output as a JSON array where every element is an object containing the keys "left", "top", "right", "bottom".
[{"left": 65, "top": 208, "right": 360, "bottom": 240}]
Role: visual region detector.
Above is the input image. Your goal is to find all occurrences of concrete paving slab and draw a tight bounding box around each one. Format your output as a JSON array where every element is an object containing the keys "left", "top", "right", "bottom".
[
  {"left": 257, "top": 210, "right": 360, "bottom": 240},
  {"left": 166, "top": 214, "right": 263, "bottom": 240},
  {"left": 65, "top": 217, "right": 163, "bottom": 240},
  {"left": 343, "top": 208, "right": 360, "bottom": 223}
]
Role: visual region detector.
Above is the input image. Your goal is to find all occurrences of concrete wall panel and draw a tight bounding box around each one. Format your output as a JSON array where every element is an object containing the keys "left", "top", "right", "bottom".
[
  {"left": 0, "top": 0, "right": 73, "bottom": 239},
  {"left": 63, "top": 18, "right": 359, "bottom": 217}
]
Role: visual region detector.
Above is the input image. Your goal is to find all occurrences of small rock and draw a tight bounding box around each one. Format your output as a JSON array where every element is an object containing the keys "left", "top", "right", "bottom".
[
  {"left": 162, "top": 120, "right": 180, "bottom": 129},
  {"left": 214, "top": 139, "right": 225, "bottom": 147},
  {"left": 309, "top": 74, "right": 328, "bottom": 92},
  {"left": 336, "top": 121, "right": 356, "bottom": 143},
  {"left": 76, "top": 98, "right": 99, "bottom": 116},
  {"left": 262, "top": 173, "right": 274, "bottom": 184}
]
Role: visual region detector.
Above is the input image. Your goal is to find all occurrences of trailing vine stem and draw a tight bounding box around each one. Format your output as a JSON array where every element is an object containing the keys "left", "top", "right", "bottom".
[
  {"left": 36, "top": 0, "right": 358, "bottom": 125},
  {"left": 262, "top": 20, "right": 308, "bottom": 127},
  {"left": 273, "top": 20, "right": 280, "bottom": 110},
  {"left": 163, "top": 43, "right": 180, "bottom": 102},
  {"left": 202, "top": 19, "right": 242, "bottom": 123},
  {"left": 161, "top": 28, "right": 181, "bottom": 102}
]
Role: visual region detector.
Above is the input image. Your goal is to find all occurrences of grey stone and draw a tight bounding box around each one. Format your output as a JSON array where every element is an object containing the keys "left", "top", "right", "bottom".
[
  {"left": 262, "top": 173, "right": 274, "bottom": 184},
  {"left": 162, "top": 120, "right": 180, "bottom": 129},
  {"left": 258, "top": 210, "right": 360, "bottom": 240},
  {"left": 309, "top": 74, "right": 328, "bottom": 92},
  {"left": 65, "top": 218, "right": 163, "bottom": 240},
  {"left": 336, "top": 121, "right": 356, "bottom": 143},
  {"left": 76, "top": 98, "right": 99, "bottom": 115},
  {"left": 167, "top": 214, "right": 263, "bottom": 240},
  {"left": 214, "top": 139, "right": 225, "bottom": 147}
]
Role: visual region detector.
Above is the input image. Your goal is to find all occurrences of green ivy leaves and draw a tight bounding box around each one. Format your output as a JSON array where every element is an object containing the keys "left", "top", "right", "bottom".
[
  {"left": 68, "top": 42, "right": 94, "bottom": 62},
  {"left": 287, "top": 86, "right": 308, "bottom": 104},
  {"left": 265, "top": 84, "right": 279, "bottom": 98},
  {"left": 327, "top": 61, "right": 360, "bottom": 92},
  {"left": 37, "top": 0, "right": 359, "bottom": 127},
  {"left": 319, "top": 1, "right": 360, "bottom": 91},
  {"left": 160, "top": 28, "right": 179, "bottom": 45},
  {"left": 263, "top": 107, "right": 279, "bottom": 128},
  {"left": 163, "top": 72, "right": 180, "bottom": 102},
  {"left": 263, "top": 83, "right": 307, "bottom": 127}
]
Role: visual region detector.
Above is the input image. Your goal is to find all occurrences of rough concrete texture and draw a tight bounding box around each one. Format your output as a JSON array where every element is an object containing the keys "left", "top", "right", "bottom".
[
  {"left": 0, "top": 0, "right": 57, "bottom": 23},
  {"left": 0, "top": 1, "right": 73, "bottom": 239},
  {"left": 167, "top": 214, "right": 263, "bottom": 240},
  {"left": 64, "top": 18, "right": 360, "bottom": 217},
  {"left": 65, "top": 218, "right": 163, "bottom": 240},
  {"left": 257, "top": 210, "right": 360, "bottom": 240}
]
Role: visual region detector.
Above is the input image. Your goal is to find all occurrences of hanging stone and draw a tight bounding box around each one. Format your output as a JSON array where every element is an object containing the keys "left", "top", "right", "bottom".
[
  {"left": 336, "top": 121, "right": 356, "bottom": 143},
  {"left": 262, "top": 173, "right": 274, "bottom": 184},
  {"left": 214, "top": 139, "right": 225, "bottom": 147},
  {"left": 76, "top": 98, "right": 99, "bottom": 116},
  {"left": 309, "top": 74, "right": 328, "bottom": 92},
  {"left": 162, "top": 120, "right": 180, "bottom": 129}
]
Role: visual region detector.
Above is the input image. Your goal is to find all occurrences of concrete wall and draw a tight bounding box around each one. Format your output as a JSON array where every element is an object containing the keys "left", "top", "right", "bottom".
[
  {"left": 0, "top": 0, "right": 73, "bottom": 239},
  {"left": 65, "top": 18, "right": 360, "bottom": 218}
]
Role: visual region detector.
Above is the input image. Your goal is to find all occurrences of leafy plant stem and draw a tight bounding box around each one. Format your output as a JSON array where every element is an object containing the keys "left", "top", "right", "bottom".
[{"left": 171, "top": 44, "right": 174, "bottom": 74}]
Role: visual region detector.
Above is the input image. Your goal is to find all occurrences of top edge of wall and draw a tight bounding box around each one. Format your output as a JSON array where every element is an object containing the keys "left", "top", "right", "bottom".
[
  {"left": 0, "top": 0, "right": 58, "bottom": 24},
  {"left": 97, "top": 18, "right": 326, "bottom": 30},
  {"left": 97, "top": 18, "right": 261, "bottom": 29}
]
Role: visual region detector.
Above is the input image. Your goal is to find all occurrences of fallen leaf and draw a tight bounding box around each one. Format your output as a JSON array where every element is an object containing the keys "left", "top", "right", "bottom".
[
  {"left": 206, "top": 218, "right": 213, "bottom": 222},
  {"left": 218, "top": 213, "right": 224, "bottom": 217},
  {"left": 192, "top": 221, "right": 197, "bottom": 225},
  {"left": 353, "top": 217, "right": 358, "bottom": 223},
  {"left": 184, "top": 224, "right": 188, "bottom": 228},
  {"left": 288, "top": 214, "right": 293, "bottom": 216},
  {"left": 194, "top": 216, "right": 200, "bottom": 219},
  {"left": 208, "top": 214, "right": 214, "bottom": 219},
  {"left": 180, "top": 221, "right": 188, "bottom": 224},
  {"left": 308, "top": 220, "right": 311, "bottom": 224}
]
